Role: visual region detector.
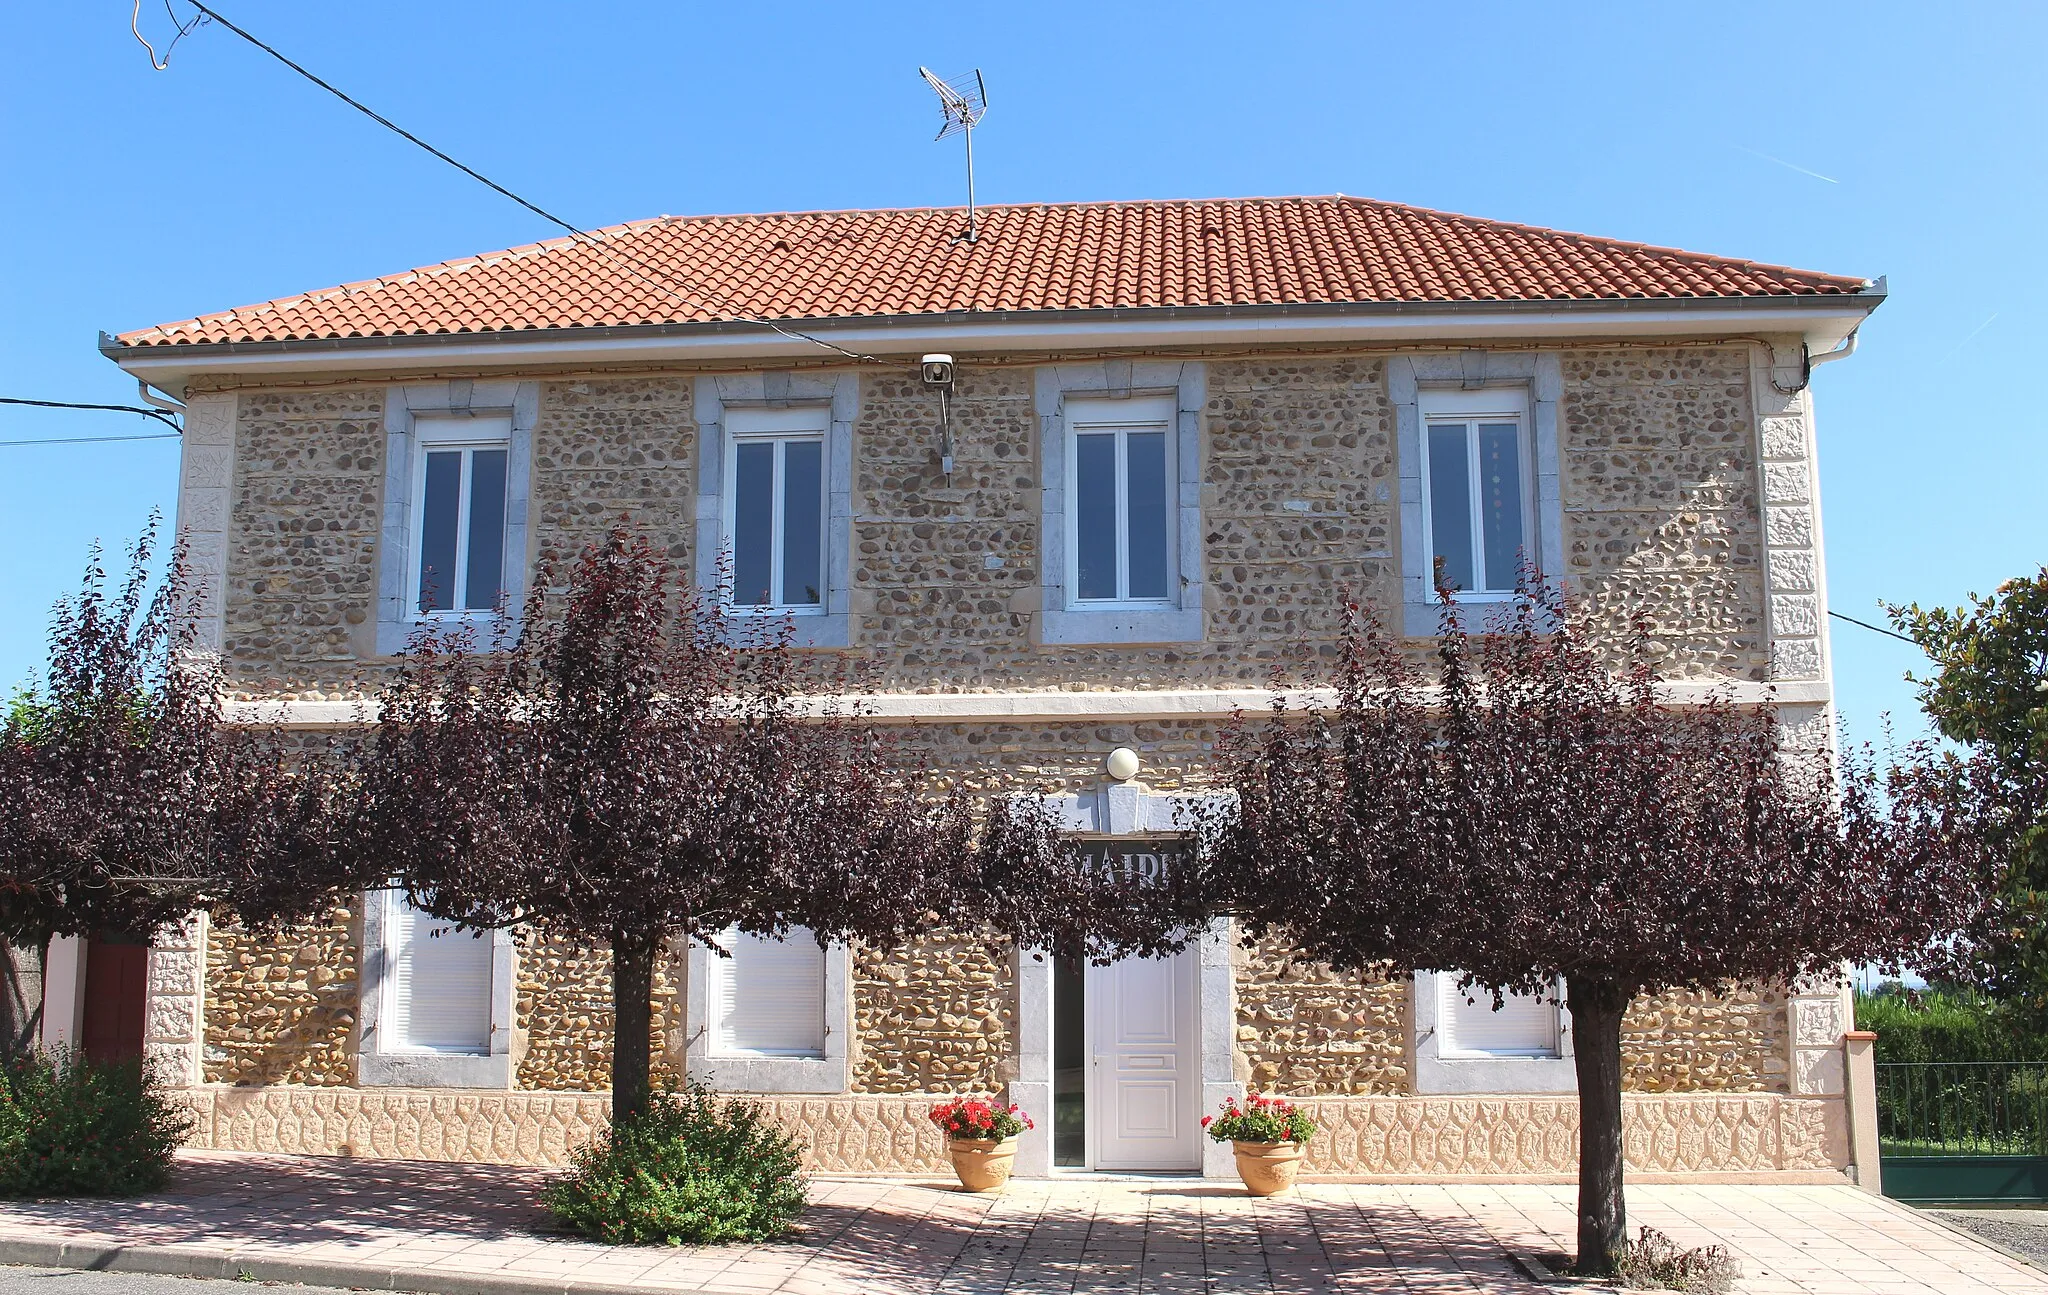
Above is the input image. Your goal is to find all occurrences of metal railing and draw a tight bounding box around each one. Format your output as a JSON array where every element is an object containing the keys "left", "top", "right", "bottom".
[{"left": 1876, "top": 1060, "right": 2048, "bottom": 1157}]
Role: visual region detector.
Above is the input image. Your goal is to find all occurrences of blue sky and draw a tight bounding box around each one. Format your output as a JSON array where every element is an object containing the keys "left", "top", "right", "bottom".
[{"left": 3, "top": 2, "right": 2041, "bottom": 741}]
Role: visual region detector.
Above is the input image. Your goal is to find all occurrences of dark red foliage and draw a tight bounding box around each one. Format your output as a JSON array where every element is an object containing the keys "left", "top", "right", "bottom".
[
  {"left": 344, "top": 526, "right": 990, "bottom": 1120},
  {"left": 1201, "top": 586, "right": 1990, "bottom": 1272}
]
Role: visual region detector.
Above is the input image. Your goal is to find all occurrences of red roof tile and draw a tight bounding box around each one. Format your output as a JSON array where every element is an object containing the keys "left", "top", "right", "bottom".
[{"left": 114, "top": 195, "right": 1870, "bottom": 348}]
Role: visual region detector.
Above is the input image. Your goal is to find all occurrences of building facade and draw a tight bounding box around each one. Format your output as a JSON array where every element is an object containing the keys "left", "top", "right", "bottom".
[{"left": 66, "top": 196, "right": 1879, "bottom": 1180}]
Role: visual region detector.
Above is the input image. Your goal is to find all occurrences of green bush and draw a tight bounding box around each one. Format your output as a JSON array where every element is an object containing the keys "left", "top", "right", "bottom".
[
  {"left": 540, "top": 1083, "right": 807, "bottom": 1245},
  {"left": 0, "top": 1049, "right": 193, "bottom": 1197},
  {"left": 1856, "top": 988, "right": 2047, "bottom": 1063}
]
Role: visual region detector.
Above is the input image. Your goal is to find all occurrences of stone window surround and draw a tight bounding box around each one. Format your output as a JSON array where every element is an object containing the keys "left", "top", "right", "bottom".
[
  {"left": 692, "top": 372, "right": 856, "bottom": 649},
  {"left": 683, "top": 936, "right": 852, "bottom": 1093},
  {"left": 1412, "top": 969, "right": 1576, "bottom": 1094},
  {"left": 375, "top": 381, "right": 538, "bottom": 656},
  {"left": 1391, "top": 353, "right": 1563, "bottom": 637},
  {"left": 357, "top": 890, "right": 518, "bottom": 1089},
  {"left": 1009, "top": 781, "right": 1239, "bottom": 1179},
  {"left": 1035, "top": 363, "right": 1206, "bottom": 645}
]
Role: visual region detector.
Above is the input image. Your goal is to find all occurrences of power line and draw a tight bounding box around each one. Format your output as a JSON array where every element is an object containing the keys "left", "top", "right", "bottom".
[
  {"left": 1828, "top": 609, "right": 1922, "bottom": 649},
  {"left": 169, "top": 3, "right": 887, "bottom": 368},
  {"left": 0, "top": 432, "right": 182, "bottom": 448},
  {"left": 0, "top": 397, "right": 183, "bottom": 433}
]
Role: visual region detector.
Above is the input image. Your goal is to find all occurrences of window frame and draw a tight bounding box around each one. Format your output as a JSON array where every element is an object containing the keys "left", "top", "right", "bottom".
[
  {"left": 405, "top": 417, "right": 513, "bottom": 621},
  {"left": 1435, "top": 974, "right": 1563, "bottom": 1060},
  {"left": 685, "top": 930, "right": 850, "bottom": 1093},
  {"left": 1063, "top": 396, "right": 1179, "bottom": 611},
  {"left": 702, "top": 926, "right": 828, "bottom": 1060},
  {"left": 356, "top": 888, "right": 517, "bottom": 1089},
  {"left": 1415, "top": 388, "right": 1533, "bottom": 601},
  {"left": 720, "top": 407, "right": 829, "bottom": 616}
]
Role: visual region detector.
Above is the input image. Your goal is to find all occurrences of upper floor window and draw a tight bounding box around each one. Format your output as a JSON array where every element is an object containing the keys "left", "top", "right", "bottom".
[
  {"left": 1066, "top": 396, "right": 1176, "bottom": 607},
  {"left": 724, "top": 408, "right": 825, "bottom": 612},
  {"left": 411, "top": 416, "right": 510, "bottom": 615},
  {"left": 1419, "top": 389, "right": 1529, "bottom": 597},
  {"left": 706, "top": 927, "right": 826, "bottom": 1059}
]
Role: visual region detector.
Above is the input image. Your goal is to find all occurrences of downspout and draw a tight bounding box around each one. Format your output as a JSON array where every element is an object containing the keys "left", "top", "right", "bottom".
[
  {"left": 135, "top": 379, "right": 187, "bottom": 418},
  {"left": 1805, "top": 328, "right": 1859, "bottom": 372}
]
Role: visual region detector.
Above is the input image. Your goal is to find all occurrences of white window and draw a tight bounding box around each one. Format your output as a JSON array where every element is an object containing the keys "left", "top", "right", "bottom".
[
  {"left": 1438, "top": 977, "right": 1562, "bottom": 1059},
  {"left": 1418, "top": 389, "right": 1530, "bottom": 597},
  {"left": 723, "top": 408, "right": 826, "bottom": 612},
  {"left": 706, "top": 927, "right": 826, "bottom": 1058},
  {"left": 1065, "top": 396, "right": 1177, "bottom": 608},
  {"left": 381, "top": 894, "right": 492, "bottom": 1055},
  {"left": 410, "top": 416, "right": 511, "bottom": 616}
]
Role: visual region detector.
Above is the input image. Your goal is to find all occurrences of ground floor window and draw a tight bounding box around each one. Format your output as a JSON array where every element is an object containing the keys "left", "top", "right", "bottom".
[
  {"left": 383, "top": 895, "right": 492, "bottom": 1055},
  {"left": 1438, "top": 976, "right": 1563, "bottom": 1058},
  {"left": 706, "top": 927, "right": 827, "bottom": 1059}
]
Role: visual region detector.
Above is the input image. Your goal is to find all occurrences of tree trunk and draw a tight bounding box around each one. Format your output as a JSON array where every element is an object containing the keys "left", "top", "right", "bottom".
[
  {"left": 1567, "top": 975, "right": 1630, "bottom": 1275},
  {"left": 609, "top": 930, "right": 656, "bottom": 1125},
  {"left": 0, "top": 938, "right": 48, "bottom": 1063}
]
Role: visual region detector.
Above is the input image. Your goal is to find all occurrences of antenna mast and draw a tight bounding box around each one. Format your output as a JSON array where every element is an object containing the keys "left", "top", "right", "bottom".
[{"left": 918, "top": 67, "right": 988, "bottom": 243}]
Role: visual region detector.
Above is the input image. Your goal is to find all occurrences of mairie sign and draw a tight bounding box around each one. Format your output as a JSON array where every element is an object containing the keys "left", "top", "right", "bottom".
[{"left": 1075, "top": 836, "right": 1191, "bottom": 885}]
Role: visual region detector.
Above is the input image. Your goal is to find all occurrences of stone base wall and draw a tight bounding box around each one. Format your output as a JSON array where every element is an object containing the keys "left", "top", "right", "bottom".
[
  {"left": 1298, "top": 1093, "right": 1845, "bottom": 1176},
  {"left": 181, "top": 1087, "right": 947, "bottom": 1173},
  {"left": 177, "top": 1086, "right": 1842, "bottom": 1178}
]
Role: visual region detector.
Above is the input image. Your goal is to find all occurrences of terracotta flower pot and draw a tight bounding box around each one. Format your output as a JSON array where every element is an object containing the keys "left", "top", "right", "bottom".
[
  {"left": 1231, "top": 1139, "right": 1305, "bottom": 1196},
  {"left": 946, "top": 1136, "right": 1020, "bottom": 1192}
]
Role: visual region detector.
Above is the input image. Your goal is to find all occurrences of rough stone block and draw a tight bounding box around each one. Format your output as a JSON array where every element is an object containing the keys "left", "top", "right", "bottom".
[
  {"left": 1770, "top": 594, "right": 1820, "bottom": 637},
  {"left": 1763, "top": 462, "right": 1810, "bottom": 504},
  {"left": 1759, "top": 416, "right": 1807, "bottom": 460},
  {"left": 1768, "top": 550, "right": 1817, "bottom": 593},
  {"left": 1766, "top": 506, "right": 1814, "bottom": 549}
]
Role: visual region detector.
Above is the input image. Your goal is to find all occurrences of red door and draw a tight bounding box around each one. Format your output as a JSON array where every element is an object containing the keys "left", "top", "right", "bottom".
[{"left": 81, "top": 934, "right": 147, "bottom": 1063}]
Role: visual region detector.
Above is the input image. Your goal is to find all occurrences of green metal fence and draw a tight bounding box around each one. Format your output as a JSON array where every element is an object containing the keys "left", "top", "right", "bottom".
[{"left": 1878, "top": 1060, "right": 2048, "bottom": 1202}]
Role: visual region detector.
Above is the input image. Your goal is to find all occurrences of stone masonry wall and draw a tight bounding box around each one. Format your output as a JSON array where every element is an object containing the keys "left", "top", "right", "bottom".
[
  {"left": 1624, "top": 985, "right": 1789, "bottom": 1093},
  {"left": 1234, "top": 940, "right": 1409, "bottom": 1094},
  {"left": 514, "top": 934, "right": 683, "bottom": 1092},
  {"left": 1560, "top": 347, "right": 1766, "bottom": 680},
  {"left": 852, "top": 933, "right": 1014, "bottom": 1094},
  {"left": 203, "top": 909, "right": 358, "bottom": 1086},
  {"left": 195, "top": 341, "right": 1784, "bottom": 1101}
]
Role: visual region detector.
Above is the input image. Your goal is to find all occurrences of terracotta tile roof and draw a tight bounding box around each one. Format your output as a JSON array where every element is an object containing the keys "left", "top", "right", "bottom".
[{"left": 115, "top": 195, "right": 1871, "bottom": 348}]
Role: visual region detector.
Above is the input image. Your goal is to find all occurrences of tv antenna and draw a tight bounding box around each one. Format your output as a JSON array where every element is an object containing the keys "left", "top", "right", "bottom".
[{"left": 919, "top": 67, "right": 988, "bottom": 243}]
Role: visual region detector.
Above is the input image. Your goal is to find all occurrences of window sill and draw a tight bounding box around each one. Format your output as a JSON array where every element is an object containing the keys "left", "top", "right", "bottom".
[
  {"left": 727, "top": 612, "right": 848, "bottom": 649},
  {"left": 1413, "top": 1052, "right": 1577, "bottom": 1094},
  {"left": 689, "top": 1053, "right": 847, "bottom": 1094},
  {"left": 1041, "top": 606, "right": 1202, "bottom": 647},
  {"left": 357, "top": 1051, "right": 513, "bottom": 1089}
]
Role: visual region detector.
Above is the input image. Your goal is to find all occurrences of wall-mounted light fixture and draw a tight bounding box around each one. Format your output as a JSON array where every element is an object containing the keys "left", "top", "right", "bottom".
[{"left": 921, "top": 353, "right": 956, "bottom": 477}]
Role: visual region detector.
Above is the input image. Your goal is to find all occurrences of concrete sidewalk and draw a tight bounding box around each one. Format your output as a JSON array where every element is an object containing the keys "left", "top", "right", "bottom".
[{"left": 0, "top": 1151, "right": 2036, "bottom": 1295}]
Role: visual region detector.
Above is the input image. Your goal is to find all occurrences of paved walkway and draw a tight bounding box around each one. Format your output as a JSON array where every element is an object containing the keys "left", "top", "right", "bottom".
[{"left": 0, "top": 1152, "right": 2036, "bottom": 1295}]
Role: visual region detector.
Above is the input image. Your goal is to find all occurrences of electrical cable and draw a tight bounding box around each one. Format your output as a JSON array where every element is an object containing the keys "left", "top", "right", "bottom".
[
  {"left": 165, "top": 3, "right": 889, "bottom": 368},
  {"left": 1828, "top": 609, "right": 1922, "bottom": 649},
  {"left": 0, "top": 432, "right": 183, "bottom": 448},
  {"left": 0, "top": 397, "right": 184, "bottom": 432}
]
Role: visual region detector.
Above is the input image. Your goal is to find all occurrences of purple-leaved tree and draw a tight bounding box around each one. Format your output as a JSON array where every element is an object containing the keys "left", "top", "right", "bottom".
[{"left": 1202, "top": 588, "right": 1989, "bottom": 1274}]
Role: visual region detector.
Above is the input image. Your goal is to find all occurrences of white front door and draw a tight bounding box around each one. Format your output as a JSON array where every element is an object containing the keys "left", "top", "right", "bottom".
[{"left": 1086, "top": 946, "right": 1200, "bottom": 1171}]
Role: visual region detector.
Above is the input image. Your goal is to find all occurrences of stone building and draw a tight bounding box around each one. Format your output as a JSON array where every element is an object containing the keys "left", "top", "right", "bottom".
[{"left": 62, "top": 195, "right": 1880, "bottom": 1181}]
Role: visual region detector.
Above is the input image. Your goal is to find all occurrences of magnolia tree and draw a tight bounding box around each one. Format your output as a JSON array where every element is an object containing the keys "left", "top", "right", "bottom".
[
  {"left": 1202, "top": 591, "right": 1988, "bottom": 1274},
  {"left": 345, "top": 526, "right": 1122, "bottom": 1122},
  {"left": 0, "top": 522, "right": 336, "bottom": 1059}
]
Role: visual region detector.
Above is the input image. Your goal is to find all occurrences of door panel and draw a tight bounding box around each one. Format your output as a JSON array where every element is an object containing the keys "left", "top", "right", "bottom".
[
  {"left": 81, "top": 935, "right": 147, "bottom": 1063},
  {"left": 1087, "top": 946, "right": 1199, "bottom": 1170}
]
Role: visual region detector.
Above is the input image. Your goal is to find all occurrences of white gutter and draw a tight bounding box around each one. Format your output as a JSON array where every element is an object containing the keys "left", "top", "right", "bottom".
[
  {"left": 106, "top": 298, "right": 1881, "bottom": 395},
  {"left": 223, "top": 679, "right": 1831, "bottom": 728}
]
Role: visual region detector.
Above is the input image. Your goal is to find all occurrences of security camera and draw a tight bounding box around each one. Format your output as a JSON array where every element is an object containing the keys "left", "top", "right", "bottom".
[{"left": 920, "top": 354, "right": 955, "bottom": 387}]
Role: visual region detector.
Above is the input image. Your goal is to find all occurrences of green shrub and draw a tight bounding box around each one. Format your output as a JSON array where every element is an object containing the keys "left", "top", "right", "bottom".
[
  {"left": 0, "top": 1049, "right": 193, "bottom": 1197},
  {"left": 540, "top": 1083, "right": 807, "bottom": 1245},
  {"left": 1856, "top": 988, "right": 2047, "bottom": 1063}
]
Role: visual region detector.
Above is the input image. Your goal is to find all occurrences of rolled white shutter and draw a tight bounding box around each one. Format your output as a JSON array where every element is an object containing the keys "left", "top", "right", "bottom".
[
  {"left": 1440, "top": 978, "right": 1559, "bottom": 1057},
  {"left": 712, "top": 927, "right": 825, "bottom": 1057},
  {"left": 388, "top": 897, "right": 492, "bottom": 1054}
]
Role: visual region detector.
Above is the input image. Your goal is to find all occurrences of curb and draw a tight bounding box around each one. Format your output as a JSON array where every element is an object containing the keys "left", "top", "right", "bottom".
[{"left": 0, "top": 1239, "right": 757, "bottom": 1295}]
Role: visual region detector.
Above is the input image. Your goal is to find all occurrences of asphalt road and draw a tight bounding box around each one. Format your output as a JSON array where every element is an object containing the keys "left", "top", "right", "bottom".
[{"left": 0, "top": 1270, "right": 349, "bottom": 1295}]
